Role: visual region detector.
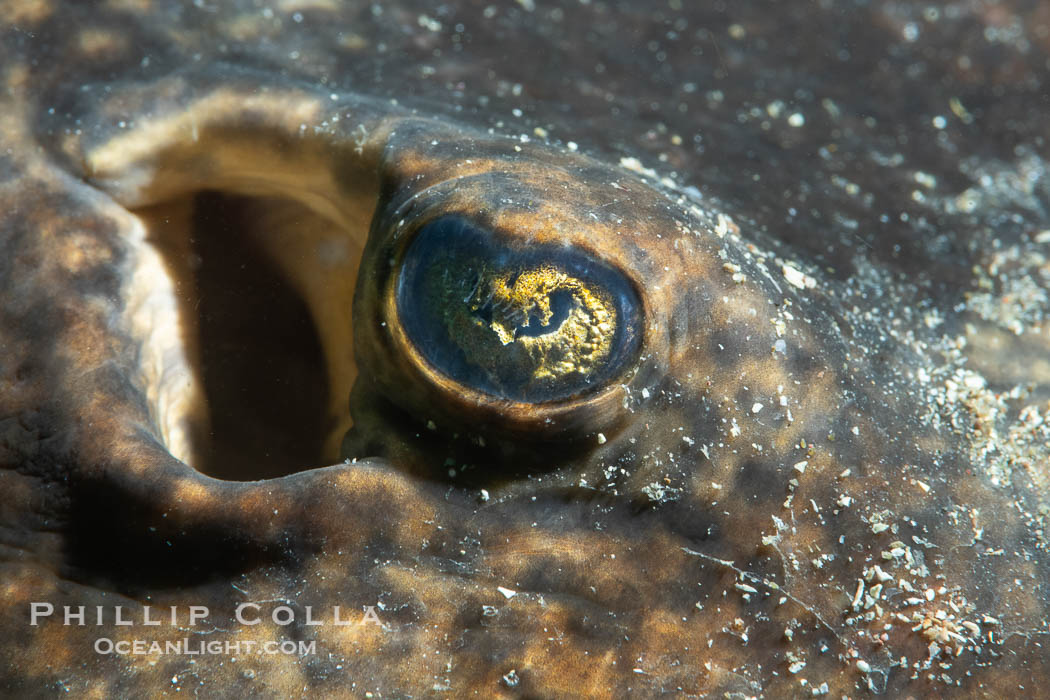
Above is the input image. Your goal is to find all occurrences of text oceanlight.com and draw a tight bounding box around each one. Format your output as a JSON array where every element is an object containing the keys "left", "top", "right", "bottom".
[{"left": 93, "top": 638, "right": 319, "bottom": 656}]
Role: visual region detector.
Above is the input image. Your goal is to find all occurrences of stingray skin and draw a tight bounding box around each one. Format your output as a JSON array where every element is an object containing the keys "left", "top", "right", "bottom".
[{"left": 1, "top": 1, "right": 1050, "bottom": 697}]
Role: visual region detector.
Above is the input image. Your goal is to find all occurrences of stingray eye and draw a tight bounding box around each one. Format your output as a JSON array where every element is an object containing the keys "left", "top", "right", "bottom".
[{"left": 395, "top": 217, "right": 641, "bottom": 403}]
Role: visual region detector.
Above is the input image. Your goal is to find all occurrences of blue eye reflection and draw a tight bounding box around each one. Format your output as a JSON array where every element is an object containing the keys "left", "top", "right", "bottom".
[{"left": 395, "top": 217, "right": 641, "bottom": 403}]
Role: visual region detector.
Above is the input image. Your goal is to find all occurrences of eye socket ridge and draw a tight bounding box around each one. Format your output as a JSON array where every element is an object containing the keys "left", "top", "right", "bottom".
[{"left": 394, "top": 216, "right": 642, "bottom": 404}]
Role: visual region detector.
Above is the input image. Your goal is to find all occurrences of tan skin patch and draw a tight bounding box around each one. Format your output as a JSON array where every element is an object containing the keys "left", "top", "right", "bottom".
[
  {"left": 3, "top": 64, "right": 31, "bottom": 93},
  {"left": 220, "top": 14, "right": 279, "bottom": 42},
  {"left": 77, "top": 28, "right": 127, "bottom": 60},
  {"left": 0, "top": 0, "right": 53, "bottom": 25},
  {"left": 60, "top": 232, "right": 114, "bottom": 274},
  {"left": 104, "top": 0, "right": 151, "bottom": 12}
]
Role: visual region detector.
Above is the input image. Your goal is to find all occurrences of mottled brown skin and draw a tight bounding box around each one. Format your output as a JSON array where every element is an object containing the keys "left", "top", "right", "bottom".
[{"left": 2, "top": 1, "right": 1050, "bottom": 697}]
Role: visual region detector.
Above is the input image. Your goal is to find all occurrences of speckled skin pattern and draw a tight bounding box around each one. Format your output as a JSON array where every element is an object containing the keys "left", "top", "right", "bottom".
[{"left": 2, "top": 0, "right": 1050, "bottom": 697}]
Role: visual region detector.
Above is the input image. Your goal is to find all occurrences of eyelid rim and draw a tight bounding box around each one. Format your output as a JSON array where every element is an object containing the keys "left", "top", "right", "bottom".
[{"left": 360, "top": 176, "right": 651, "bottom": 440}]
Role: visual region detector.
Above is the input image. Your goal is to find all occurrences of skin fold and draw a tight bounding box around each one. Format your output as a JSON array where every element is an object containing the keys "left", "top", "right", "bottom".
[{"left": 1, "top": 0, "right": 1049, "bottom": 696}]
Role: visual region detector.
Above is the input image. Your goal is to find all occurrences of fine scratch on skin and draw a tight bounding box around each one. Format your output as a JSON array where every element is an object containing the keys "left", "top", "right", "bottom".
[
  {"left": 680, "top": 545, "right": 845, "bottom": 646},
  {"left": 2, "top": 0, "right": 1050, "bottom": 697}
]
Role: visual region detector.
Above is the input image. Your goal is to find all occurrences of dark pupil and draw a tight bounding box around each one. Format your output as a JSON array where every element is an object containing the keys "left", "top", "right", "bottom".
[
  {"left": 472, "top": 288, "right": 574, "bottom": 339},
  {"left": 518, "top": 289, "right": 573, "bottom": 338}
]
